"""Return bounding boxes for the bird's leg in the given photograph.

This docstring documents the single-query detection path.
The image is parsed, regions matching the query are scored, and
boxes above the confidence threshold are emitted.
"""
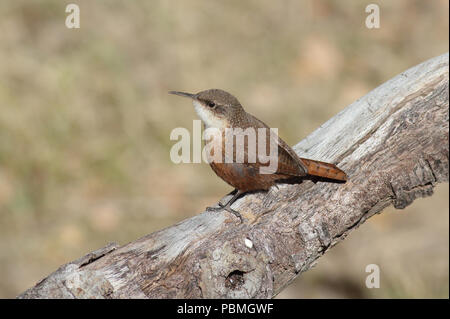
[206,189,244,221]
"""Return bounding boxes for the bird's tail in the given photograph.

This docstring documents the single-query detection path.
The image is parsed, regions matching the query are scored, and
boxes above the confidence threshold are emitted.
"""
[299,158,347,182]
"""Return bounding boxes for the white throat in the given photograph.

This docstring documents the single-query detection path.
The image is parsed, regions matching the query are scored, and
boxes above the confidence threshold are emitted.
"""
[193,100,228,129]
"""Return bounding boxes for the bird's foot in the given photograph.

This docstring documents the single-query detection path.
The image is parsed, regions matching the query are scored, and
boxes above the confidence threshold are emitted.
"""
[221,205,243,222]
[206,203,243,222]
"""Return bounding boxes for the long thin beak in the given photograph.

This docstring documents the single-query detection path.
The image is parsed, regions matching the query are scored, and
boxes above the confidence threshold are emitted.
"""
[168,91,197,99]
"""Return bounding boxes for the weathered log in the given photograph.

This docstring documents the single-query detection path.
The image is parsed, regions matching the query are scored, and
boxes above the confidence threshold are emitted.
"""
[19,53,449,299]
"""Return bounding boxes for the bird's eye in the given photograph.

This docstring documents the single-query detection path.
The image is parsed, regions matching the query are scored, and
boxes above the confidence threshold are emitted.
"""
[207,101,216,108]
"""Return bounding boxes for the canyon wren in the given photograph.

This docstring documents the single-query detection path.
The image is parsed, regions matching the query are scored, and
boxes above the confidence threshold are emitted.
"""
[169,89,347,221]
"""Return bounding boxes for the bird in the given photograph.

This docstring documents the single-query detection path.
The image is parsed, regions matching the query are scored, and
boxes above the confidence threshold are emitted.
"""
[169,89,347,221]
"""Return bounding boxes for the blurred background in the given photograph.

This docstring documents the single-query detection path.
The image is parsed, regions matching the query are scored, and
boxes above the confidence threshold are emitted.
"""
[0,0,448,298]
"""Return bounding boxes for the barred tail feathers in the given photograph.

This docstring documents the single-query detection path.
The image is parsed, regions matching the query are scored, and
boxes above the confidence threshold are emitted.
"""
[299,158,347,182]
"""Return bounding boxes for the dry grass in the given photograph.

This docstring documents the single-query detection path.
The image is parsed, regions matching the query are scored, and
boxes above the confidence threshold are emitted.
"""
[0,0,448,298]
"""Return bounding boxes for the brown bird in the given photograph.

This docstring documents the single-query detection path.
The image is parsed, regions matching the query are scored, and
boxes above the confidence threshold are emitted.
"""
[169,89,347,221]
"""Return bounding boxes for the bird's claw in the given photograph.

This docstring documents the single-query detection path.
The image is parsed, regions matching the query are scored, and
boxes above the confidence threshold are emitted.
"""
[206,204,243,222]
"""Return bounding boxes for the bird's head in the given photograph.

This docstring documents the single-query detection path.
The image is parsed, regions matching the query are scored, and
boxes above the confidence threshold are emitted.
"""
[169,89,245,128]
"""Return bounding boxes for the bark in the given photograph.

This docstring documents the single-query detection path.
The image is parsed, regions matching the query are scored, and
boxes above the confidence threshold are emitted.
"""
[19,53,449,299]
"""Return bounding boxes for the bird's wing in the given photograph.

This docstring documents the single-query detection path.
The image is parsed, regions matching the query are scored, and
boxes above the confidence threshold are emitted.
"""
[245,113,307,177]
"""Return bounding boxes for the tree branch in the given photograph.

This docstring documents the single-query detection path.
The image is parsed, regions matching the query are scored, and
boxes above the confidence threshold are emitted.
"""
[19,53,449,299]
